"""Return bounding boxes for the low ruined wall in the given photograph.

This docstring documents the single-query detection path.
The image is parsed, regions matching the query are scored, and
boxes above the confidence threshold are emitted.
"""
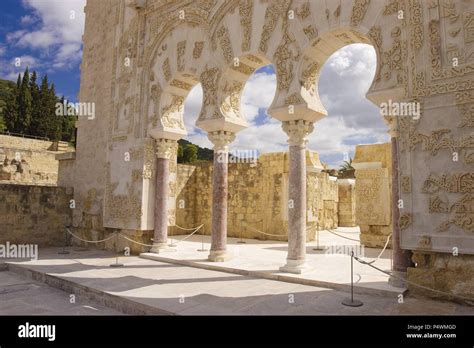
[353,143,392,248]
[0,134,71,185]
[408,251,474,303]
[338,179,356,227]
[174,151,338,241]
[0,184,73,247]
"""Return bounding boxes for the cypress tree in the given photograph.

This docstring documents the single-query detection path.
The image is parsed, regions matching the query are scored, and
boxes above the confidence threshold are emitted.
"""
[17,67,33,133]
[28,70,40,135]
[3,75,20,133]
[48,82,62,141]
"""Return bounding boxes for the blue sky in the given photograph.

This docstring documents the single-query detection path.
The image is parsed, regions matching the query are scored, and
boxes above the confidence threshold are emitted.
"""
[0,0,85,101]
[184,46,388,167]
[0,0,388,167]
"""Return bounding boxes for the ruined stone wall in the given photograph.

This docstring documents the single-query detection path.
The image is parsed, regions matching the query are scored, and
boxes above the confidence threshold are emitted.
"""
[0,135,71,185]
[353,143,393,248]
[173,151,338,241]
[338,179,356,227]
[0,184,73,247]
[408,251,474,304]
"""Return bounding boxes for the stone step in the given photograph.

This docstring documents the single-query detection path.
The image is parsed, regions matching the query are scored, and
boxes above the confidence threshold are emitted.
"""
[5,263,174,315]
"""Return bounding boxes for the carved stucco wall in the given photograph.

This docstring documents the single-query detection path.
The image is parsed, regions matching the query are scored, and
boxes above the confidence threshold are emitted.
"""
[72,0,474,265]
[395,1,474,255]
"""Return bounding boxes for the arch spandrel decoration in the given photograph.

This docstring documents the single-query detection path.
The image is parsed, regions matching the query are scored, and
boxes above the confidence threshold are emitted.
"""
[98,0,474,256]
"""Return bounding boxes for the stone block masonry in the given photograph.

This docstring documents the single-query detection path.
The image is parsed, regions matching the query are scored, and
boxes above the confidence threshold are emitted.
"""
[353,143,392,248]
[173,151,339,241]
[338,179,356,227]
[0,184,73,247]
[0,134,72,185]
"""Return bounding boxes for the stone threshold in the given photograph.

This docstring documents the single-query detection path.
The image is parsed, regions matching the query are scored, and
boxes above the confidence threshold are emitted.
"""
[139,253,407,297]
[4,262,173,315]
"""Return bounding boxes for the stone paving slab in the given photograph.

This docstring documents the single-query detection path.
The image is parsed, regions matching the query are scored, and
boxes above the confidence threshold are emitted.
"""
[141,229,404,296]
[0,270,121,315]
[1,247,473,315]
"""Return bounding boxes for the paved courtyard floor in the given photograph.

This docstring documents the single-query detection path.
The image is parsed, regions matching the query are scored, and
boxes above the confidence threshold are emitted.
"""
[143,228,399,296]
[0,269,121,315]
[1,242,472,315]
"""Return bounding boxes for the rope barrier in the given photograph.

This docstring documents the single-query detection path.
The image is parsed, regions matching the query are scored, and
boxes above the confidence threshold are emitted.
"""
[363,234,392,265]
[326,228,360,242]
[118,234,155,247]
[65,227,116,244]
[169,224,204,246]
[174,223,204,231]
[241,221,318,238]
[353,255,474,303]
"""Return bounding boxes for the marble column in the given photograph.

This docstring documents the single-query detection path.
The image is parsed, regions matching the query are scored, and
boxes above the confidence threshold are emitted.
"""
[386,117,414,287]
[208,130,235,262]
[150,138,176,253]
[280,120,314,274]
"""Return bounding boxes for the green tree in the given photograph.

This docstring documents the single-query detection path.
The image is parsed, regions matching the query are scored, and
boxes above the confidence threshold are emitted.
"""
[177,143,184,163]
[33,75,61,140]
[17,67,33,133]
[3,75,20,132]
[338,157,355,178]
[28,70,40,135]
[59,95,77,143]
[183,144,198,163]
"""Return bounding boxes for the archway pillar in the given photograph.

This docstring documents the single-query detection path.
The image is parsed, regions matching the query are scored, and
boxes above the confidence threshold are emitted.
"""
[384,116,414,288]
[150,138,177,254]
[280,120,314,274]
[208,130,236,262]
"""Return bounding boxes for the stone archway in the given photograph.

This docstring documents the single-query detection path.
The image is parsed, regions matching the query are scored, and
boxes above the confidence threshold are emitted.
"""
[72,0,474,292]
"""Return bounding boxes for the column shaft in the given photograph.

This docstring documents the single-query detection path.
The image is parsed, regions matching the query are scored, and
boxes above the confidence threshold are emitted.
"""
[210,149,228,254]
[150,138,176,253]
[153,157,169,246]
[287,143,307,261]
[280,120,314,274]
[208,131,235,262]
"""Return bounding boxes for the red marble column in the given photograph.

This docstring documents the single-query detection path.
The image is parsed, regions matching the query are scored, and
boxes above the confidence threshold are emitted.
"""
[208,131,235,262]
[150,138,176,253]
[280,120,314,274]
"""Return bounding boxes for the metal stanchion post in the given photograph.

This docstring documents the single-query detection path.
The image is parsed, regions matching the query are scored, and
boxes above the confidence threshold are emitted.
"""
[197,225,207,252]
[312,228,326,251]
[342,251,363,307]
[197,233,206,252]
[110,231,124,268]
[237,220,246,244]
[58,226,70,255]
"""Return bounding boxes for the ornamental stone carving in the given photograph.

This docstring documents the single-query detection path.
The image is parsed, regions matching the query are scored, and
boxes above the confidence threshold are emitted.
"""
[282,120,314,146]
[155,138,178,159]
[208,130,235,151]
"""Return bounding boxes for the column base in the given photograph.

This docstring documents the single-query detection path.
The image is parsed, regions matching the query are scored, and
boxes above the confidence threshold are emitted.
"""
[389,270,407,288]
[149,242,176,254]
[279,259,309,274]
[208,250,232,262]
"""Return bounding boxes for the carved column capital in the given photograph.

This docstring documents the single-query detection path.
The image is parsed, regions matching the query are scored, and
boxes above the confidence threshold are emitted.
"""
[384,116,399,139]
[208,131,235,151]
[282,120,314,146]
[155,138,177,159]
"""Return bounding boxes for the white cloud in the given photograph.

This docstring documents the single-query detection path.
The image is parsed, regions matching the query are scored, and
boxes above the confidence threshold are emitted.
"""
[241,71,276,123]
[20,15,37,25]
[22,0,86,44]
[5,0,86,71]
[181,44,386,166]
[15,31,57,49]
